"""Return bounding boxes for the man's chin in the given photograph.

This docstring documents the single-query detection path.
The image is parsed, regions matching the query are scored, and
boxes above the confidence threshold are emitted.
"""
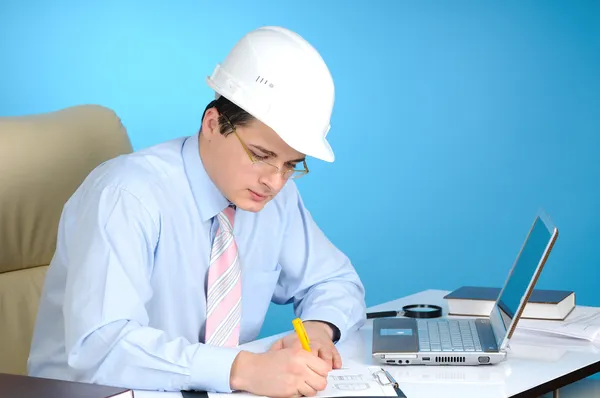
[235,198,269,213]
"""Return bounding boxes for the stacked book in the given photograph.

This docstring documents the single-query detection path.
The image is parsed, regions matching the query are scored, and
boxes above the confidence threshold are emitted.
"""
[444,286,600,344]
[443,286,575,320]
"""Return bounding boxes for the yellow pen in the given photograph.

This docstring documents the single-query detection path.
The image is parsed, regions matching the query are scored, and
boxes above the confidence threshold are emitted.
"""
[292,318,312,352]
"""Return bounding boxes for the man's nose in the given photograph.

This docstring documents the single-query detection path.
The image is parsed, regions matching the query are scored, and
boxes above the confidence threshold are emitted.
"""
[259,171,286,191]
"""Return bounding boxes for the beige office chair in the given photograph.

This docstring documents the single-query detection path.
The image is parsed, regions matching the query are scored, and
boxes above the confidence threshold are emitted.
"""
[0,105,133,375]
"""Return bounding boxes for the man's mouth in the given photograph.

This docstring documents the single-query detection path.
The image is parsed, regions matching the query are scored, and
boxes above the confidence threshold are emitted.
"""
[249,189,268,201]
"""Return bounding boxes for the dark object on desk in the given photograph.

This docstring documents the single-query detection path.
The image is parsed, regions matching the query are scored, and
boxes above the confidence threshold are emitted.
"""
[444,286,575,320]
[183,391,406,398]
[0,372,132,397]
[367,304,442,319]
[181,391,208,398]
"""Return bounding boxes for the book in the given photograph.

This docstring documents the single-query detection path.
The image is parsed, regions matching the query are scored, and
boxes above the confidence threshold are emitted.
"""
[443,286,575,320]
[0,373,133,398]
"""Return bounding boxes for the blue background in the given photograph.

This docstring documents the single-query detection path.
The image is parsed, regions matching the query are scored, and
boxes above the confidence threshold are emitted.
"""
[1,0,599,350]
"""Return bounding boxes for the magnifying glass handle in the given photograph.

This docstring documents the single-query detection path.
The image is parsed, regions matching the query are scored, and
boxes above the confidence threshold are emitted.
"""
[366,310,400,319]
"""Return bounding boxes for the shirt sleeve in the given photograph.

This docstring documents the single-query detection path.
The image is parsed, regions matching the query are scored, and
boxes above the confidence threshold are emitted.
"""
[61,185,239,392]
[274,184,367,342]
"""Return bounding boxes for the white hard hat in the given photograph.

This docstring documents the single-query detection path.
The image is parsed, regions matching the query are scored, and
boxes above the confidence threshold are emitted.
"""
[206,26,336,162]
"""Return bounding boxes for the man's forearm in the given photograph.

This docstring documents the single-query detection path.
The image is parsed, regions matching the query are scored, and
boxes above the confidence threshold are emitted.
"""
[64,319,241,392]
[304,320,341,342]
[298,278,367,342]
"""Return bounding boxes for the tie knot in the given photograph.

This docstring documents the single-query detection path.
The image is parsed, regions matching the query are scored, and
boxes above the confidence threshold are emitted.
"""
[218,206,235,233]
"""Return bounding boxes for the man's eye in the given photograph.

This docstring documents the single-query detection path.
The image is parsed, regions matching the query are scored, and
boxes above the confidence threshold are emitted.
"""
[252,152,268,160]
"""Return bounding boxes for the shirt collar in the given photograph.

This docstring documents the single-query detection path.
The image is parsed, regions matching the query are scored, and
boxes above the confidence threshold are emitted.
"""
[182,133,230,222]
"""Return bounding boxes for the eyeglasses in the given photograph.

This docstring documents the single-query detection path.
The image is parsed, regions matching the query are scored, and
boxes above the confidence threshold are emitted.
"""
[221,113,309,180]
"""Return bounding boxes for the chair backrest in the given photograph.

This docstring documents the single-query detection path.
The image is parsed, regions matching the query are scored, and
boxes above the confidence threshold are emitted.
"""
[0,105,133,375]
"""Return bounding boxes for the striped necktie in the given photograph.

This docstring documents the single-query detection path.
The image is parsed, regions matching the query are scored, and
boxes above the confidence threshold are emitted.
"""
[204,206,242,347]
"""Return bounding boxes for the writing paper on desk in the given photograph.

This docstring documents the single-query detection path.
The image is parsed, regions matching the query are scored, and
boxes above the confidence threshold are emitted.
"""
[207,365,402,397]
[516,306,600,343]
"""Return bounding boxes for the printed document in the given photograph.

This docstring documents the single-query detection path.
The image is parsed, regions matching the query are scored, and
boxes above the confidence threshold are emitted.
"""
[517,305,600,343]
[208,363,398,398]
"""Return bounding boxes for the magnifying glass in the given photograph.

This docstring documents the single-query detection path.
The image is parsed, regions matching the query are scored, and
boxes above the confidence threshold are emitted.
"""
[366,304,443,319]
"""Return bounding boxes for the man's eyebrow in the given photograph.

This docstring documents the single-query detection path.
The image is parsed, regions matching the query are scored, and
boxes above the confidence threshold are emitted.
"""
[250,144,305,163]
[250,145,277,157]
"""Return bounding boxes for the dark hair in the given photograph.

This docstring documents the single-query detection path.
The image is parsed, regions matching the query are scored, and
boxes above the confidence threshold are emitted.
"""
[201,95,255,136]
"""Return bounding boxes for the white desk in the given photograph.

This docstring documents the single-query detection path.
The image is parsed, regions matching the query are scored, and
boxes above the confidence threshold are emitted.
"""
[135,289,600,398]
[358,289,600,397]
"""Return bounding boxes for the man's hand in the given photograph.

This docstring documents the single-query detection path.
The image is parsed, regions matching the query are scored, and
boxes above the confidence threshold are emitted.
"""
[230,349,330,397]
[269,321,342,370]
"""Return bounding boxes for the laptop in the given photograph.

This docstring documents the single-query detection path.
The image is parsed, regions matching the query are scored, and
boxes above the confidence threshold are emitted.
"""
[372,211,559,366]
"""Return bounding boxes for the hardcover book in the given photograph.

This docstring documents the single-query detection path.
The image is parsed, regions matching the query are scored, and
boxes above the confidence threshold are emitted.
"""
[443,286,575,320]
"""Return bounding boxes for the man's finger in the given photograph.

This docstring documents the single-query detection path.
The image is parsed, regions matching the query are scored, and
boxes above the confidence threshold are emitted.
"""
[332,346,343,369]
[298,382,318,397]
[317,346,334,368]
[305,353,331,377]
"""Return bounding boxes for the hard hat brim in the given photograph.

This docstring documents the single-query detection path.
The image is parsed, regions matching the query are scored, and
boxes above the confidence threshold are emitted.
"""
[293,134,335,163]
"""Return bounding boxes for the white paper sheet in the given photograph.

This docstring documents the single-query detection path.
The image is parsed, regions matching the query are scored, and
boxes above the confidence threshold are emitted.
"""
[516,305,600,343]
[207,364,397,398]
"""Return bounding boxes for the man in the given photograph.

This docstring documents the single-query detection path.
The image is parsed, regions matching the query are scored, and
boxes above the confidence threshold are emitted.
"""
[28,26,366,397]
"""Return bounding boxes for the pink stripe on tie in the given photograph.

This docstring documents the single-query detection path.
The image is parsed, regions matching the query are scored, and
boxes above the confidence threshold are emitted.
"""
[205,206,242,347]
[206,240,237,288]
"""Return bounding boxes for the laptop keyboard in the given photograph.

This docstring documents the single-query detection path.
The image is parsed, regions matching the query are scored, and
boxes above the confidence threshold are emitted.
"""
[417,319,483,352]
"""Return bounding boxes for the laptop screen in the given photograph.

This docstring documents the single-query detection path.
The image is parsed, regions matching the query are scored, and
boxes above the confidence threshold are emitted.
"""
[489,213,558,349]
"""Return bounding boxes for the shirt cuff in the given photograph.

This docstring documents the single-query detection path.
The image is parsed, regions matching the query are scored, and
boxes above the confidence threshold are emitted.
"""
[320,321,341,343]
[301,309,348,343]
[190,345,242,392]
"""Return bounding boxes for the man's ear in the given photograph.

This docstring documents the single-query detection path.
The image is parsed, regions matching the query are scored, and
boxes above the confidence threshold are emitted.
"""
[200,107,220,140]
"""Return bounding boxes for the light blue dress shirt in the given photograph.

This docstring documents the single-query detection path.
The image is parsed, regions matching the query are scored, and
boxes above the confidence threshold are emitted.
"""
[27,133,366,393]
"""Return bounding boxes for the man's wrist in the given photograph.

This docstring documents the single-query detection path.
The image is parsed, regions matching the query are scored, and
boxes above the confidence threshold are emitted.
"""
[230,350,255,392]
[305,320,341,342]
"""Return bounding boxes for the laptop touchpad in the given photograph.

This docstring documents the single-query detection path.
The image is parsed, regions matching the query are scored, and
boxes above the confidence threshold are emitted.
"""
[373,318,419,353]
